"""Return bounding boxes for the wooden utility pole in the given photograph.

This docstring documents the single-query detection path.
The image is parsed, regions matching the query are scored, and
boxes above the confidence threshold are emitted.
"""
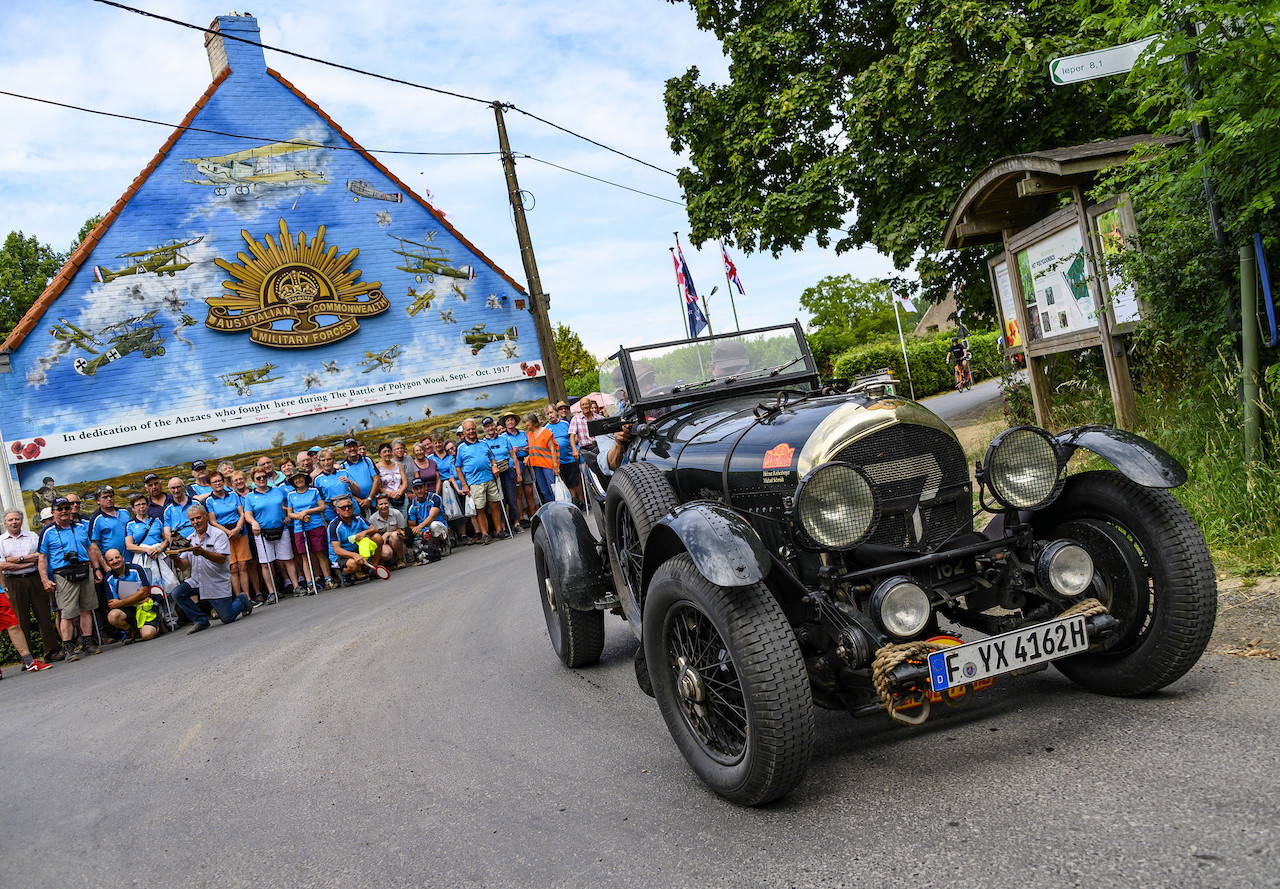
[493,101,565,403]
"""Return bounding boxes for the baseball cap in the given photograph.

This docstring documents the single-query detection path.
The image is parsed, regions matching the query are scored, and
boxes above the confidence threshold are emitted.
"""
[143,473,159,483]
[51,496,71,509]
[308,445,322,453]
[344,437,358,447]
[191,460,206,470]
[481,416,494,426]
[411,477,426,488]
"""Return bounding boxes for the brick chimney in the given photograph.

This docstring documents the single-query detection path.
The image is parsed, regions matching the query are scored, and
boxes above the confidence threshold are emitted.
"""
[205,13,266,79]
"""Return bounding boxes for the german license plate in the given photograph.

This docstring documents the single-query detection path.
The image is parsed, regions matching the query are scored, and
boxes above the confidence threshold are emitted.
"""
[928,615,1090,691]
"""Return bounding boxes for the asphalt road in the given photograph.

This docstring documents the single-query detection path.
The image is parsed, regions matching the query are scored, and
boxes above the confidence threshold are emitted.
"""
[2,534,1275,889]
[918,375,1007,425]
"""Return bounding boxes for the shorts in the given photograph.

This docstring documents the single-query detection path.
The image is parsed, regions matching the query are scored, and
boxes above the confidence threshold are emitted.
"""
[0,592,16,631]
[560,460,581,489]
[294,525,327,556]
[55,573,98,620]
[469,479,501,508]
[254,530,294,563]
[229,531,252,564]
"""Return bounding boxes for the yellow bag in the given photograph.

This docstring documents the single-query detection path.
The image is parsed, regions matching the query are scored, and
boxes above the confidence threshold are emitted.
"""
[135,598,158,628]
[357,537,378,560]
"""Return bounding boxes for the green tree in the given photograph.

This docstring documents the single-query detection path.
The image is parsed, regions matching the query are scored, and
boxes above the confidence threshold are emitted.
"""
[799,274,905,371]
[664,0,1137,316]
[73,214,104,250]
[0,231,64,338]
[553,321,597,378]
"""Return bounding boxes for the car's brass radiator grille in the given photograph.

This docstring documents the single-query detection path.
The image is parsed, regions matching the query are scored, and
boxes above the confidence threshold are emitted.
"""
[834,424,971,549]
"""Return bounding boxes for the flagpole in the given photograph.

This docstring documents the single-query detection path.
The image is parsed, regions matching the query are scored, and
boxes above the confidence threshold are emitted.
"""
[670,248,690,338]
[893,300,915,400]
[719,239,742,331]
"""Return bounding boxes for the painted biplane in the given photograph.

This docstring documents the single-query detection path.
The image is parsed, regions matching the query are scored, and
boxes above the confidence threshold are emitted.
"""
[484,293,504,310]
[389,234,476,283]
[219,363,280,396]
[94,236,203,284]
[303,371,322,390]
[463,325,517,355]
[405,287,437,317]
[359,345,402,374]
[73,319,166,377]
[182,141,328,196]
[50,319,103,353]
[198,434,219,444]
[501,340,519,360]
[347,179,403,203]
[322,360,341,375]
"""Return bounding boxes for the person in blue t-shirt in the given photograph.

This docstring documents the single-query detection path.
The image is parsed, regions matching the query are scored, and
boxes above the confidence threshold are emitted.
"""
[245,467,298,601]
[87,485,129,564]
[326,496,383,578]
[500,413,535,528]
[187,460,214,503]
[340,437,381,512]
[454,418,507,545]
[204,471,252,600]
[481,417,522,534]
[164,478,197,547]
[38,496,104,660]
[285,469,332,592]
[102,548,160,643]
[124,493,179,594]
[547,402,582,504]
[406,479,447,562]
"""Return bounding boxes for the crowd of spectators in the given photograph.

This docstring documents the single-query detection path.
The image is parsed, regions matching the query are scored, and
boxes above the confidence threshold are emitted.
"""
[0,405,616,676]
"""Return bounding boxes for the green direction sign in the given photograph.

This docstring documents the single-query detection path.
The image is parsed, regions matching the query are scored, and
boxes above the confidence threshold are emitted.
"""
[1050,36,1157,85]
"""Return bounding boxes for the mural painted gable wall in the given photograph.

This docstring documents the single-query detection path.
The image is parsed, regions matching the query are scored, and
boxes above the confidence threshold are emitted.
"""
[2,15,545,513]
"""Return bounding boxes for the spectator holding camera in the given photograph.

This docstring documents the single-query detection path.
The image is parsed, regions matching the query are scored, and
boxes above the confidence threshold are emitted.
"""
[38,496,104,661]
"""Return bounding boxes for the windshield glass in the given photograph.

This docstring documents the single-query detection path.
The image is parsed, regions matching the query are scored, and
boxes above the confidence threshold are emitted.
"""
[602,325,812,411]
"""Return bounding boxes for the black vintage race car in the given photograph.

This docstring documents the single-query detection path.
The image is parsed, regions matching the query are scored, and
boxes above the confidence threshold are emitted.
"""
[531,322,1216,805]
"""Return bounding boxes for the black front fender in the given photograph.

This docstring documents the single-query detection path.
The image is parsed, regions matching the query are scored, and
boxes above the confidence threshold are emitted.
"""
[1055,425,1187,488]
[641,501,772,591]
[531,501,610,611]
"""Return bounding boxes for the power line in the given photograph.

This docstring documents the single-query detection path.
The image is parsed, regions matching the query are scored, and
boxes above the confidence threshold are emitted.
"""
[0,89,684,205]
[90,0,680,178]
[520,155,684,205]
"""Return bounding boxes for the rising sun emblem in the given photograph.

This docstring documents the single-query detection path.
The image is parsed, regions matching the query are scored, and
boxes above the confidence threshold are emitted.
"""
[205,219,389,347]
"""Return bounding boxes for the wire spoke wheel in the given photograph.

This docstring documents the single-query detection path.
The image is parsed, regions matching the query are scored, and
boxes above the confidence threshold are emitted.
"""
[644,554,813,805]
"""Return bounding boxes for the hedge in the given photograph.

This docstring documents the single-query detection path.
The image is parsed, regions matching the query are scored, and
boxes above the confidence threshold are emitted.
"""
[832,331,1001,399]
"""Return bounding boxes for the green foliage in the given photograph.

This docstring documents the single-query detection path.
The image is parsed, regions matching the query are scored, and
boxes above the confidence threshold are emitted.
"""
[644,334,799,385]
[832,330,1000,398]
[0,231,64,338]
[665,0,1137,316]
[799,274,910,372]
[0,624,48,667]
[73,214,103,250]
[564,370,599,398]
[552,321,597,379]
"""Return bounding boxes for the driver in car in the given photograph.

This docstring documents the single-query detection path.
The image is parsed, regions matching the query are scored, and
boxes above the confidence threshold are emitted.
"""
[709,339,751,379]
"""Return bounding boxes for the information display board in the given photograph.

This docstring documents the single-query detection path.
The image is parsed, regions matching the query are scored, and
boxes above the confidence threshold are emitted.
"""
[1015,224,1099,342]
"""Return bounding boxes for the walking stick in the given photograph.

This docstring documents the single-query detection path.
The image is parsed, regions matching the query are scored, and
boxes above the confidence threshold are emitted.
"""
[300,517,318,595]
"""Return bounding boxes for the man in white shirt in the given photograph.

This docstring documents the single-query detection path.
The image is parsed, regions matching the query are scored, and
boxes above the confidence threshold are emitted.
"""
[0,509,60,662]
[171,503,252,634]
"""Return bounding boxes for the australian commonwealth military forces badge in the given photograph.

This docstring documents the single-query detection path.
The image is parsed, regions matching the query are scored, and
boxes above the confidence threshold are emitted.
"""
[206,219,388,347]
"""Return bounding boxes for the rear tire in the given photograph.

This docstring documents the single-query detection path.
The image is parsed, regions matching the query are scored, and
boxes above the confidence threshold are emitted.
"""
[533,526,605,668]
[644,554,813,805]
[1032,471,1216,695]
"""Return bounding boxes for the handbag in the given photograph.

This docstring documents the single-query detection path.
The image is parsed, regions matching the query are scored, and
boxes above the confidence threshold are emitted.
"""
[463,494,477,517]
[552,477,573,503]
[262,526,285,541]
[494,458,511,475]
[57,559,91,582]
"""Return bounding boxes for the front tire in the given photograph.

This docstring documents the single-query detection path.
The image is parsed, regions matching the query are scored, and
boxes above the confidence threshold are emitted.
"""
[604,463,679,616]
[533,526,604,668]
[643,554,813,805]
[1032,471,1216,695]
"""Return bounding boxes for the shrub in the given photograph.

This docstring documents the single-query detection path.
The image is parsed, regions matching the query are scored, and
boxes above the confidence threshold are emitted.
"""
[832,330,1000,398]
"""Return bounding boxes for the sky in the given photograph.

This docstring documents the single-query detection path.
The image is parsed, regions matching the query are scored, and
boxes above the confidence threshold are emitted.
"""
[0,0,899,359]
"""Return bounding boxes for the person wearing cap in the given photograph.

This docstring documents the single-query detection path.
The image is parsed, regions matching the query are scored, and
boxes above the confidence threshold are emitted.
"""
[1,508,61,662]
[500,413,535,528]
[340,437,381,512]
[454,418,507,544]
[142,472,170,520]
[548,402,582,506]
[480,417,519,535]
[523,411,561,505]
[103,548,159,644]
[709,338,752,379]
[171,503,252,633]
[245,464,299,601]
[327,495,383,579]
[406,478,447,562]
[38,495,104,660]
[285,468,332,592]
[164,478,197,552]
[368,493,409,568]
[187,461,213,503]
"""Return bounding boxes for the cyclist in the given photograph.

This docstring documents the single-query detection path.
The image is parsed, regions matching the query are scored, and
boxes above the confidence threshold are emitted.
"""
[946,336,972,390]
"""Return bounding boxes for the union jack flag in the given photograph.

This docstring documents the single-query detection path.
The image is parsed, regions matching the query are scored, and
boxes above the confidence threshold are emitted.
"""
[674,237,708,337]
[720,239,745,294]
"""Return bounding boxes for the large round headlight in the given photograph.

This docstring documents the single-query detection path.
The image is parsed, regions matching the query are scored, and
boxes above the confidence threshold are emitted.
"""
[982,426,1064,510]
[793,462,877,550]
[871,576,933,639]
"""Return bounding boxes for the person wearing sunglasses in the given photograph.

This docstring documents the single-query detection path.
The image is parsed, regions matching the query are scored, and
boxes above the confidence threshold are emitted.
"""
[37,496,103,661]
